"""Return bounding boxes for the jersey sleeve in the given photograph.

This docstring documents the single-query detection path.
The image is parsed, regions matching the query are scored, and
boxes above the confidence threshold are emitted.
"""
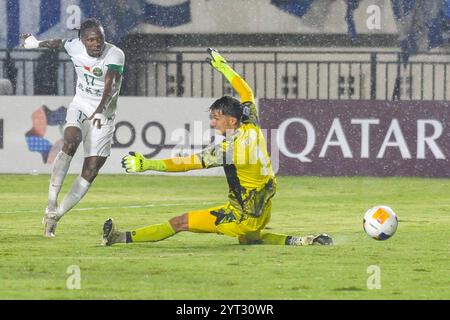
[105,47,125,75]
[63,38,81,56]
[227,70,259,126]
[198,136,235,169]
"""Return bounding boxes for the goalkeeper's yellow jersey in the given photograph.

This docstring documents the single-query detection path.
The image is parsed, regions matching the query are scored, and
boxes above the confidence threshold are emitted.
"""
[198,76,276,217]
[157,63,276,217]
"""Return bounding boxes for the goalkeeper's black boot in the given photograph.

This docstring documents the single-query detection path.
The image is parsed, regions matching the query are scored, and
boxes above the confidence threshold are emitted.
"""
[102,218,120,246]
[286,233,333,246]
[312,234,333,245]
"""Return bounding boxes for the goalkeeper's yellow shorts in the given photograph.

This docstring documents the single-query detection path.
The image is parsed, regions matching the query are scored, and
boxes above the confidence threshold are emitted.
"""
[187,200,272,238]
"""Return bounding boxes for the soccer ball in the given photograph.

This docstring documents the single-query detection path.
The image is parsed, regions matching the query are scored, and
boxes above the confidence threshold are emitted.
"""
[363,205,398,240]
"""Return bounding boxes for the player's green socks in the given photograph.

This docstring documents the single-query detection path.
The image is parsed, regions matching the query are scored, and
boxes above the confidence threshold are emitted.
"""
[260,232,288,245]
[128,222,176,242]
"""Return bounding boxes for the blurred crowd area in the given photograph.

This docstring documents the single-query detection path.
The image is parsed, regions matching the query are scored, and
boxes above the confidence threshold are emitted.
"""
[0,0,449,100]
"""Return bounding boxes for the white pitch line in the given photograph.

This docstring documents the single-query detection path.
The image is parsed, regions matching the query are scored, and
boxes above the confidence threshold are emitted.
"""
[0,201,218,215]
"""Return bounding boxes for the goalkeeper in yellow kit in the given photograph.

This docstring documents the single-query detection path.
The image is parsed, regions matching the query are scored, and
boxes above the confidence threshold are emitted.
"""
[102,49,332,247]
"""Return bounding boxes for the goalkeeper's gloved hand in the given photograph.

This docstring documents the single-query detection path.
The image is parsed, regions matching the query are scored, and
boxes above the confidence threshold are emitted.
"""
[121,151,146,173]
[121,152,166,173]
[206,48,239,82]
[206,48,229,73]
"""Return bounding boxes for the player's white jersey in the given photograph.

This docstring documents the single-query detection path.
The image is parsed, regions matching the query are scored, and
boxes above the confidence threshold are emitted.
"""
[64,38,125,118]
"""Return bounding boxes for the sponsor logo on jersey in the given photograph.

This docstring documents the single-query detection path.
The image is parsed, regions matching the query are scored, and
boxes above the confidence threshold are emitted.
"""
[93,67,103,77]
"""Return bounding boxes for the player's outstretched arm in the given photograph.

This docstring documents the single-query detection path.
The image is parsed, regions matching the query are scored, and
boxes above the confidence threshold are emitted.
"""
[122,152,166,173]
[121,152,203,173]
[20,33,62,50]
[206,48,254,104]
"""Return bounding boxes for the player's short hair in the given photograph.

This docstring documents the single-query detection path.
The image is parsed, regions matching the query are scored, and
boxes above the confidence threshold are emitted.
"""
[78,18,104,38]
[210,96,248,122]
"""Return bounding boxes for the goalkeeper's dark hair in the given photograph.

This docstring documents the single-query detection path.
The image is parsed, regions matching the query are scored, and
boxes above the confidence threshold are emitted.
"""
[210,96,249,122]
[78,18,104,38]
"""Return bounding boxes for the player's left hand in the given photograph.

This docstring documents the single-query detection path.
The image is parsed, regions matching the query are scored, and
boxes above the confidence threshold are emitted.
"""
[86,112,107,129]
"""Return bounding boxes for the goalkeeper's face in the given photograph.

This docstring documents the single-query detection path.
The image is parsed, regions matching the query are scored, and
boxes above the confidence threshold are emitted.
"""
[81,27,105,57]
[210,110,239,136]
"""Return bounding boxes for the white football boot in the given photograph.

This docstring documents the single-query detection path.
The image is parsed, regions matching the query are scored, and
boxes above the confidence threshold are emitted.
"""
[43,206,59,237]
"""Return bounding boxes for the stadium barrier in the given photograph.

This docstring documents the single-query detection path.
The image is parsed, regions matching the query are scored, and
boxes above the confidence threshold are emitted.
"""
[1,97,450,176]
[1,49,449,101]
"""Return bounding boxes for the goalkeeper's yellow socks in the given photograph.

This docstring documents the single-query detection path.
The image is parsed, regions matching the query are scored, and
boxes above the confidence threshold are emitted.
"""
[127,222,176,243]
[260,232,288,245]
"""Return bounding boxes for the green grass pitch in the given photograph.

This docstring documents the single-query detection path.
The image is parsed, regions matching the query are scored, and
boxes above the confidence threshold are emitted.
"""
[0,174,449,299]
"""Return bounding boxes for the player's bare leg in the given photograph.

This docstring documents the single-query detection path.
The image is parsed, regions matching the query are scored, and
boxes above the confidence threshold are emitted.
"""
[57,156,106,215]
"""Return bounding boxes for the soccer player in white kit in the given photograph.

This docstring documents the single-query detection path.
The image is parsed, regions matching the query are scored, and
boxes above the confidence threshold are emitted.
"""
[21,19,125,237]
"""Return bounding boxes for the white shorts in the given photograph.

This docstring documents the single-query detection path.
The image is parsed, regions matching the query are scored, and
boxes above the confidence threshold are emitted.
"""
[65,105,115,158]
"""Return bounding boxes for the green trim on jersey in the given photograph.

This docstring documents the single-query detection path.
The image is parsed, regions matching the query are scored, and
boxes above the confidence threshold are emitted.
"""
[61,39,68,53]
[107,64,124,75]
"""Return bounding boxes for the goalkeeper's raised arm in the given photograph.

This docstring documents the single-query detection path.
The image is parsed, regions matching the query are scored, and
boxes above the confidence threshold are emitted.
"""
[207,48,254,105]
